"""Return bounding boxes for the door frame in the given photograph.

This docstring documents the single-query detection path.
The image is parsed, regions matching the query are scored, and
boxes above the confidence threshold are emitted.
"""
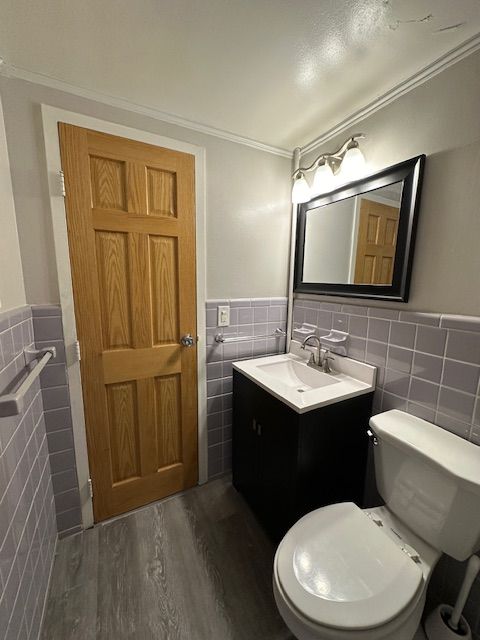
[41,105,207,529]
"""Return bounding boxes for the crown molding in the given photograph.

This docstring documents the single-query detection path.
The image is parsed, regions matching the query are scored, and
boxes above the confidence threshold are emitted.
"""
[301,33,480,156]
[3,31,479,160]
[0,64,292,159]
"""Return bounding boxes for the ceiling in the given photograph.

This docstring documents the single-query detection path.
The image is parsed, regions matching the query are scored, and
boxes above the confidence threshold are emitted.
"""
[1,0,479,151]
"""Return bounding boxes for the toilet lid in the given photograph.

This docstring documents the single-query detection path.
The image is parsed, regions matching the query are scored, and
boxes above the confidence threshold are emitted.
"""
[276,502,423,630]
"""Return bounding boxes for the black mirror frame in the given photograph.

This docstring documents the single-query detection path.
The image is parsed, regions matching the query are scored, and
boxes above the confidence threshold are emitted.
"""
[294,154,425,302]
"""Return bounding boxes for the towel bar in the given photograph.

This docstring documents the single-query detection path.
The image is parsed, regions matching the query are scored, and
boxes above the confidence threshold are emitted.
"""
[214,328,286,344]
[0,347,56,417]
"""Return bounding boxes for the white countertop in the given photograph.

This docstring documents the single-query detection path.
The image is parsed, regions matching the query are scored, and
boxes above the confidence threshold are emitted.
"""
[233,345,376,414]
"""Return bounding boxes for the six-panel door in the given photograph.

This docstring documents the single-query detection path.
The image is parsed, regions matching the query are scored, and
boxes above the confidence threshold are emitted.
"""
[354,198,400,285]
[59,124,198,521]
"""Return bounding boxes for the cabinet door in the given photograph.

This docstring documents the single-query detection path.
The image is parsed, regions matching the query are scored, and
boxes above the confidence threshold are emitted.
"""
[232,372,262,509]
[297,393,372,513]
[255,390,299,539]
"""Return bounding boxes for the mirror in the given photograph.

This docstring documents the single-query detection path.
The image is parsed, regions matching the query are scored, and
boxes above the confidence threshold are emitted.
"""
[303,181,403,285]
[294,155,425,302]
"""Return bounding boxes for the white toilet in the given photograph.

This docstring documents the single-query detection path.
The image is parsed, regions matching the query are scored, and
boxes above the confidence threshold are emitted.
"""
[273,409,480,640]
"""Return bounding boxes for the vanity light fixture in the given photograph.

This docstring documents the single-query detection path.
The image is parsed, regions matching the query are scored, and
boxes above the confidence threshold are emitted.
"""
[291,134,366,203]
[292,172,311,204]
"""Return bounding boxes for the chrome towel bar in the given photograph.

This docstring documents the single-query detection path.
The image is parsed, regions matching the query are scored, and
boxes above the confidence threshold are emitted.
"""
[214,328,286,344]
[0,347,56,417]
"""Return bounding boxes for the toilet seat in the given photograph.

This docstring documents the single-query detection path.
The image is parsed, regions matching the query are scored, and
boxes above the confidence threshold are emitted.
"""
[275,502,424,631]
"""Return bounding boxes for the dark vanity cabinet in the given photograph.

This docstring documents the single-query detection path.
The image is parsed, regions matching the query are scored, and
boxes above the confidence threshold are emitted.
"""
[232,370,373,540]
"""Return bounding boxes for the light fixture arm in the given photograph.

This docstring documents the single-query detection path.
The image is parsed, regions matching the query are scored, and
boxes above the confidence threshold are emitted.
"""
[292,133,365,178]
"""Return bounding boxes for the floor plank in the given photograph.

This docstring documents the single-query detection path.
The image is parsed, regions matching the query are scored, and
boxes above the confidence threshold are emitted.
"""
[41,478,292,640]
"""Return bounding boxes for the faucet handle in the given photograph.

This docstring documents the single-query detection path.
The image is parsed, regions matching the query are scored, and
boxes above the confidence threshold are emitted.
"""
[321,348,335,373]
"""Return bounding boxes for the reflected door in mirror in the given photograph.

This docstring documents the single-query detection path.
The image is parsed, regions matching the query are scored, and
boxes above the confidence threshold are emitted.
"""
[354,198,399,285]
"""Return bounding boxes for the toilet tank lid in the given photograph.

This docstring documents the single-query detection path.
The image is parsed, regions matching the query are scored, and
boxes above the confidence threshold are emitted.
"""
[370,410,480,496]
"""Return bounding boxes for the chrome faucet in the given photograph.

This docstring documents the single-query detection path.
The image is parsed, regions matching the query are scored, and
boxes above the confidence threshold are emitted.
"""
[301,334,321,365]
[301,334,334,372]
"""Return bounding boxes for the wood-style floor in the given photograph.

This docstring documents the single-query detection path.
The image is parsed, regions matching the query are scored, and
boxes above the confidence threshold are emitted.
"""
[41,477,292,640]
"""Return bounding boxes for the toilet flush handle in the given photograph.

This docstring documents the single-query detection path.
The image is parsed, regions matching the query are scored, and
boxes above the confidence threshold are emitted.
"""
[367,429,378,446]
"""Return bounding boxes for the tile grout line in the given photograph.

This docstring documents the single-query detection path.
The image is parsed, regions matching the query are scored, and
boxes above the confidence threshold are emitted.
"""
[435,328,451,425]
[470,374,480,441]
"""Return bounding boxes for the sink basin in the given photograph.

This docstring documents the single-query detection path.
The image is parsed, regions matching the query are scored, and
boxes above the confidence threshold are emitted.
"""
[257,359,340,391]
[233,346,376,413]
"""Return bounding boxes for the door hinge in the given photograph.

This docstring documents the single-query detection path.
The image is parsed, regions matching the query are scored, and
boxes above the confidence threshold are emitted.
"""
[74,340,81,362]
[88,478,94,499]
[59,170,66,197]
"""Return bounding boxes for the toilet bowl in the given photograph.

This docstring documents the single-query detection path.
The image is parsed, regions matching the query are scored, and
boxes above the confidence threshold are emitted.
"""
[273,502,439,640]
[273,410,480,640]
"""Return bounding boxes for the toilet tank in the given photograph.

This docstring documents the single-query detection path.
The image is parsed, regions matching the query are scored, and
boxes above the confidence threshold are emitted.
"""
[370,410,480,561]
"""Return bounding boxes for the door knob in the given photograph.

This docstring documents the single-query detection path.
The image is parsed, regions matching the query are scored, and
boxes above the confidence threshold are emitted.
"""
[181,334,196,347]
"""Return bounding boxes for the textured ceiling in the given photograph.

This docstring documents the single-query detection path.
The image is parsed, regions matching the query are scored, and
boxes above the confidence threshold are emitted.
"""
[1,0,479,150]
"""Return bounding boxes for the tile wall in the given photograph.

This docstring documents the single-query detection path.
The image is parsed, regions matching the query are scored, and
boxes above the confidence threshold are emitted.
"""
[0,306,57,639]
[293,297,480,442]
[32,306,82,538]
[293,295,480,638]
[206,297,287,478]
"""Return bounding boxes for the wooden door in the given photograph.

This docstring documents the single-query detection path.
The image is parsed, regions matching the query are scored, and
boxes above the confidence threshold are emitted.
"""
[354,198,400,284]
[59,124,198,521]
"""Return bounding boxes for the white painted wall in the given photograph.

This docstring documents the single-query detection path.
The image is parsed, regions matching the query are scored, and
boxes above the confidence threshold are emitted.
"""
[0,76,292,303]
[0,95,26,311]
[299,49,480,315]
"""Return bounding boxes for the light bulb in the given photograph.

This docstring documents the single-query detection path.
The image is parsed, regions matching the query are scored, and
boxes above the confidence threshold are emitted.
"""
[312,162,335,195]
[341,146,366,179]
[292,173,310,204]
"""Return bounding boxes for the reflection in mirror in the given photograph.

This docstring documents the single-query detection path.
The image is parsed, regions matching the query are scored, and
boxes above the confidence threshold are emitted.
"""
[303,182,403,285]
